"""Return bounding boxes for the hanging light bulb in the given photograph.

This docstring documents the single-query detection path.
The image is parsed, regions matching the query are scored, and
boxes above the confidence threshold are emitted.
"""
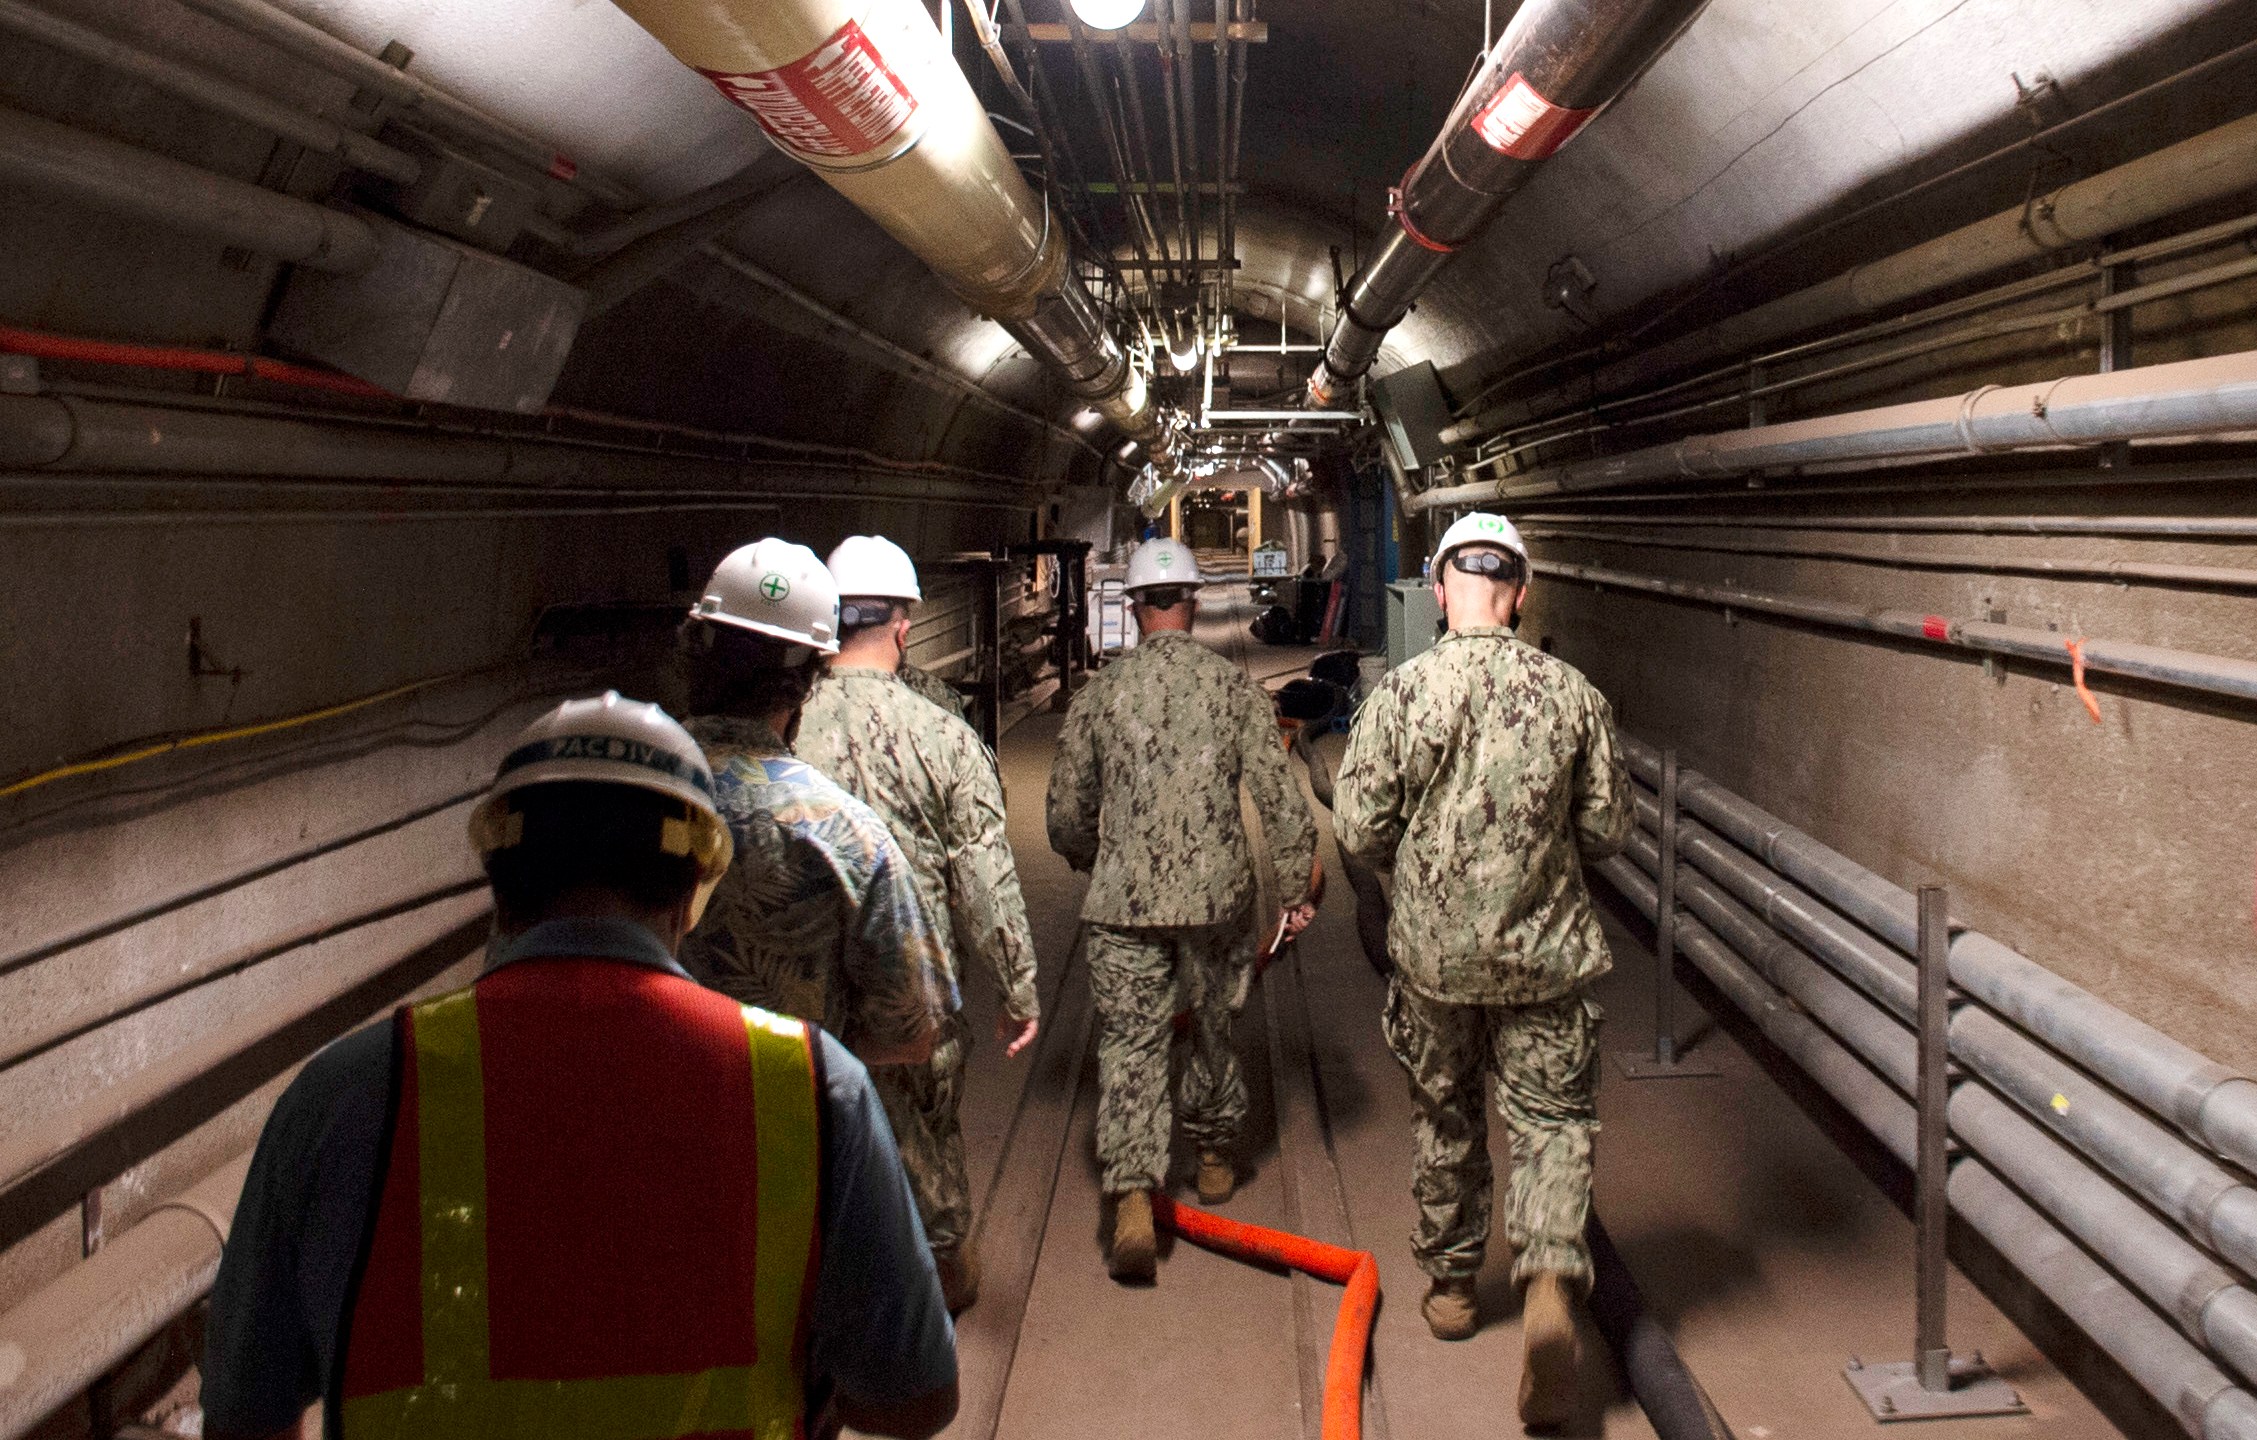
[1167,325,1202,373]
[1070,0,1146,30]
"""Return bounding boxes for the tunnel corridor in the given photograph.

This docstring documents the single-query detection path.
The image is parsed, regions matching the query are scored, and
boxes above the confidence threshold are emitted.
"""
[5,0,2257,1436]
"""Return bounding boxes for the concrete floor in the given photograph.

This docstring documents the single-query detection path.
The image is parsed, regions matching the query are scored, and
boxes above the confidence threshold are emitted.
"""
[913,590,2123,1440]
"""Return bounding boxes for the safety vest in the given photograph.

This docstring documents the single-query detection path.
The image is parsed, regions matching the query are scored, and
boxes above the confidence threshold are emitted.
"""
[335,958,822,1440]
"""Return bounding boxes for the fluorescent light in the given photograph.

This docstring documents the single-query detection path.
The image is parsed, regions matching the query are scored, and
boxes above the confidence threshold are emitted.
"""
[1070,0,1146,29]
[1168,333,1201,372]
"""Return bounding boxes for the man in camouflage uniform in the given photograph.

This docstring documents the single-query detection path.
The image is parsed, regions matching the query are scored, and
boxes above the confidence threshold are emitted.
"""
[1046,536,1319,1283]
[677,538,954,1072]
[1333,511,1631,1429]
[798,535,1041,1313]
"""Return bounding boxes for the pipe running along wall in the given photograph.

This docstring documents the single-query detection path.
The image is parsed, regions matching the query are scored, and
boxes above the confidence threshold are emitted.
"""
[1406,346,2257,510]
[1304,0,1712,406]
[608,0,1178,475]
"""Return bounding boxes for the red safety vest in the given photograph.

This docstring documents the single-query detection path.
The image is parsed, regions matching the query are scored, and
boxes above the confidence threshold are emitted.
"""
[335,958,823,1440]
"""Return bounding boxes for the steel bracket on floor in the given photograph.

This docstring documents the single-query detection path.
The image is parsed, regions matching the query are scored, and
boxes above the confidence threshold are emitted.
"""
[1617,746,1720,1081]
[1844,1354,2026,1421]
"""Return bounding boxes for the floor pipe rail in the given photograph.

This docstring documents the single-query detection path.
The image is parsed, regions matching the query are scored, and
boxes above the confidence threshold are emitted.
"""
[1596,856,2257,1440]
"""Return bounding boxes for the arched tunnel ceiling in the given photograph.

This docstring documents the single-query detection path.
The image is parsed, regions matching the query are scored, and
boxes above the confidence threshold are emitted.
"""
[267,0,2250,440]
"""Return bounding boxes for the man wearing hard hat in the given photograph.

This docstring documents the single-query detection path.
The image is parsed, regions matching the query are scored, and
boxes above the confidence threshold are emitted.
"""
[1046,535,1320,1283]
[1333,512,1633,1428]
[796,535,1043,1315]
[677,538,953,1070]
[203,694,961,1440]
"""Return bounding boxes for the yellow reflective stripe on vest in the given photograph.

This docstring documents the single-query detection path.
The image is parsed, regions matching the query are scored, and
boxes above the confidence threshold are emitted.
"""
[747,1007,820,1426]
[344,991,820,1440]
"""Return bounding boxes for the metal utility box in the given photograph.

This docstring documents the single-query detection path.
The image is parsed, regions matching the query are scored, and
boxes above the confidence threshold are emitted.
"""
[1385,579,1442,670]
[372,131,547,252]
[270,217,586,413]
[1370,360,1454,471]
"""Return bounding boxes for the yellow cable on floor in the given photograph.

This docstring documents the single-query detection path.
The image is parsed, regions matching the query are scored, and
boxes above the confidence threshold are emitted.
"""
[0,672,467,801]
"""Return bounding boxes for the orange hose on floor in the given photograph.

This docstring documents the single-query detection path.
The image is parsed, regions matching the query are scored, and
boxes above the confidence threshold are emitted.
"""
[1151,1194,1380,1440]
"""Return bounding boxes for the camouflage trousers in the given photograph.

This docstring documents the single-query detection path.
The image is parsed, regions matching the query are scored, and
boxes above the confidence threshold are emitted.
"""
[872,1012,971,1256]
[1085,920,1254,1195]
[1382,977,1601,1287]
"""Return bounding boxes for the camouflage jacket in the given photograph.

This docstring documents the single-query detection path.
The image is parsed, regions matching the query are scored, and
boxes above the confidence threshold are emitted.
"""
[1333,628,1633,1006]
[1047,631,1318,928]
[681,714,954,1060]
[796,667,1040,1022]
[899,661,972,726]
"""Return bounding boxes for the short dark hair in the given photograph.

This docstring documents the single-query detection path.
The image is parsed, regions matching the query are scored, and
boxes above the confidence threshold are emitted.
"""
[1132,585,1192,610]
[837,597,901,638]
[680,618,819,718]
[485,781,700,927]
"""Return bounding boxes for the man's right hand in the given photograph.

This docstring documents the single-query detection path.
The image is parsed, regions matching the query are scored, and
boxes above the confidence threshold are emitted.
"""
[997,1012,1039,1058]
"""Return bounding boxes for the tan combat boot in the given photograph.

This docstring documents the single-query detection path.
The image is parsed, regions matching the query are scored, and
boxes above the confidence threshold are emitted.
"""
[1196,1150,1235,1204]
[1421,1275,1478,1340]
[935,1242,981,1314]
[1518,1272,1582,1430]
[1108,1191,1158,1282]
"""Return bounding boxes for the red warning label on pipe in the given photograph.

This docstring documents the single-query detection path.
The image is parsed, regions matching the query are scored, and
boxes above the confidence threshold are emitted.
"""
[1470,72,1597,160]
[1922,615,1952,640]
[700,20,917,159]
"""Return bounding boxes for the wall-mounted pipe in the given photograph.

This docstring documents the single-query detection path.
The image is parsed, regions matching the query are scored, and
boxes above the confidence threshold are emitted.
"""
[1598,856,2257,1440]
[0,0,420,184]
[0,1154,250,1440]
[610,0,1176,472]
[0,104,377,273]
[1457,107,2257,439]
[1305,0,1712,405]
[1409,347,2257,511]
[1617,736,2257,1176]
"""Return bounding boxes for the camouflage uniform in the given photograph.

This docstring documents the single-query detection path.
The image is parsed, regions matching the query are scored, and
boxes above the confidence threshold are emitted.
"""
[899,661,972,726]
[796,666,1040,1253]
[1046,631,1317,1194]
[1333,626,1632,1286]
[682,714,954,1064]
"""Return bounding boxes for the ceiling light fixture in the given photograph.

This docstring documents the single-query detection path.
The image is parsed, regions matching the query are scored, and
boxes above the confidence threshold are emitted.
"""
[1069,0,1146,30]
[1168,332,1201,373]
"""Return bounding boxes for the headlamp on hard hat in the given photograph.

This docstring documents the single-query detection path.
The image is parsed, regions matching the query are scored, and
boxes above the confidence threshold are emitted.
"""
[1445,549,1524,582]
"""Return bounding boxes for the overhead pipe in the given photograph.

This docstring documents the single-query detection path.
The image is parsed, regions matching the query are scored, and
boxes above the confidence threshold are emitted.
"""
[609,0,1178,473]
[1524,511,2257,540]
[0,0,420,184]
[0,104,377,273]
[1617,736,2257,1176]
[1408,347,2257,511]
[1456,107,2257,438]
[1305,0,1712,407]
[1599,857,2257,1440]
[0,1154,251,1440]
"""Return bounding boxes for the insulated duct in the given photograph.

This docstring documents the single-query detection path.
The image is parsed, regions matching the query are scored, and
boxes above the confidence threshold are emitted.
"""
[1305,0,1711,406]
[609,0,1174,468]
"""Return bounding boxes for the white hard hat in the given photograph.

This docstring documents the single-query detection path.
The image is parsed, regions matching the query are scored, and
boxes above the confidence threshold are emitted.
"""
[469,691,734,923]
[1433,512,1530,568]
[691,538,841,653]
[827,534,922,602]
[1123,536,1204,595]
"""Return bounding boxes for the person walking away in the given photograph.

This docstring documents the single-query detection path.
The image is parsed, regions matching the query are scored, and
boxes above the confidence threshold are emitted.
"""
[1045,536,1319,1283]
[797,534,1042,1313]
[1332,512,1633,1429]
[201,693,959,1440]
[678,537,952,1068]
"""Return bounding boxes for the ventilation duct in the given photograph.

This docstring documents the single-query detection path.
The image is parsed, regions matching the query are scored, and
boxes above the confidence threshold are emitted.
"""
[611,0,1176,473]
[1306,0,1712,407]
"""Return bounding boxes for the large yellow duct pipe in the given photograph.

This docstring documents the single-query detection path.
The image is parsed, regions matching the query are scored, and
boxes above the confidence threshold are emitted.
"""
[614,0,1172,461]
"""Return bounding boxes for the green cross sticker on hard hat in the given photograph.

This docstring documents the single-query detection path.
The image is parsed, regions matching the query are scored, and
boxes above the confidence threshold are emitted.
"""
[760,573,790,602]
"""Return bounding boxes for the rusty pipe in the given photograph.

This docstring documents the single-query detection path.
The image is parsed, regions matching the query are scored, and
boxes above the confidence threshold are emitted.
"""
[1307,0,1711,404]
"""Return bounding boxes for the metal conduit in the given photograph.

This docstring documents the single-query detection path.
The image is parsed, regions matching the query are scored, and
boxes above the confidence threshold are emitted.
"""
[168,0,639,209]
[0,0,420,184]
[1461,106,2257,439]
[1617,735,2257,1173]
[1524,553,2257,706]
[0,1154,250,1440]
[1305,0,1712,405]
[1524,512,2257,540]
[1522,527,2257,594]
[1617,819,2257,1397]
[1408,347,2257,510]
[1598,857,2257,1440]
[0,104,377,273]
